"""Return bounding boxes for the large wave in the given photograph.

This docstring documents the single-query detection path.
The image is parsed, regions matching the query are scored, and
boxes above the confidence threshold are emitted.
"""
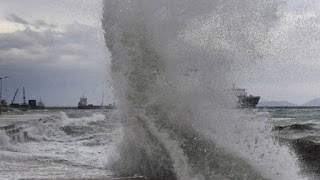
[102,1,305,179]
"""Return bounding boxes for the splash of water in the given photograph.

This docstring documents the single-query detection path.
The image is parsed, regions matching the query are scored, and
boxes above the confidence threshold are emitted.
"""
[0,130,10,146]
[102,1,305,179]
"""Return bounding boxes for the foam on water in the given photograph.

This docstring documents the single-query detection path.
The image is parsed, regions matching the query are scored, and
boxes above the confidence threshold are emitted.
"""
[59,111,106,126]
[0,111,124,179]
[103,1,307,179]
[0,130,10,147]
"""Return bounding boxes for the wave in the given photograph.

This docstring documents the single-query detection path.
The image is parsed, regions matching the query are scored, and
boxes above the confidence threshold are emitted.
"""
[274,124,317,131]
[21,112,107,142]
[59,112,106,126]
[102,1,305,179]
[0,130,11,146]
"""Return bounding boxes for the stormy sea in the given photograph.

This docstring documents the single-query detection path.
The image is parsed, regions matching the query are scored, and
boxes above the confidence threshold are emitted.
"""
[1,108,320,179]
[0,0,318,179]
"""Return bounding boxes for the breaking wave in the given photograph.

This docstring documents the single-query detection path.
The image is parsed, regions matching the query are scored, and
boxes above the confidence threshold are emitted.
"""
[102,1,306,179]
[0,130,10,147]
[275,124,317,131]
[22,112,107,142]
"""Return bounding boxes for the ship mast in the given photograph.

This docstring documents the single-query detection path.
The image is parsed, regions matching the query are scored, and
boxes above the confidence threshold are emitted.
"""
[11,89,19,105]
[23,86,26,105]
[101,92,104,106]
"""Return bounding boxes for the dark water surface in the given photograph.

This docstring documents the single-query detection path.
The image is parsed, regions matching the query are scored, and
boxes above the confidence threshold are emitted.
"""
[1,108,318,179]
[259,108,320,178]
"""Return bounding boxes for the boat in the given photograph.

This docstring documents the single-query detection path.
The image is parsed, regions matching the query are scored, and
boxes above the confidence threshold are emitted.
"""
[77,95,116,110]
[78,95,102,109]
[232,85,260,108]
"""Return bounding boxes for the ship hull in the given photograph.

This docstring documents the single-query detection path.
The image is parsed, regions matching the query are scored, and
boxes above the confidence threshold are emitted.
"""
[238,96,260,108]
[78,106,102,109]
[78,105,116,110]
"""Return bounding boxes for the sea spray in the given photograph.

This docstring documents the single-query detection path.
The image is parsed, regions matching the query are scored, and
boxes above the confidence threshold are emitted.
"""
[0,130,10,147]
[102,0,305,179]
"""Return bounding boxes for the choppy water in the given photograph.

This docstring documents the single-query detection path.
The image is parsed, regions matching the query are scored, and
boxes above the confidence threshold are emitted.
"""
[1,0,317,179]
[0,110,127,179]
[259,108,320,178]
[1,109,320,179]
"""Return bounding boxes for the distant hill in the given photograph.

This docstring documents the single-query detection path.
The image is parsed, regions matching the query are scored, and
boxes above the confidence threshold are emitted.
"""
[257,100,297,107]
[301,98,320,106]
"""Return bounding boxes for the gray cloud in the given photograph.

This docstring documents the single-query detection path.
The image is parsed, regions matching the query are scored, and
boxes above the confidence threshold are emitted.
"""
[33,20,58,29]
[0,1,113,106]
[0,22,106,67]
[0,19,110,106]
[5,14,58,29]
[6,14,29,25]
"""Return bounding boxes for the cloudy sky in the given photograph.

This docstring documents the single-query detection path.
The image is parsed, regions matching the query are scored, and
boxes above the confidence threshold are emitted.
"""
[0,0,113,106]
[242,0,320,104]
[1,0,320,106]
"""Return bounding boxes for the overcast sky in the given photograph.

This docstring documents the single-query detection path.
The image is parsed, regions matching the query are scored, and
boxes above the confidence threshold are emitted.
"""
[242,0,320,104]
[0,0,113,106]
[1,1,320,105]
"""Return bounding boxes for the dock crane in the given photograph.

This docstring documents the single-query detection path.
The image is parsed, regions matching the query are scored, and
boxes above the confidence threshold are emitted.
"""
[10,89,20,108]
[11,89,19,104]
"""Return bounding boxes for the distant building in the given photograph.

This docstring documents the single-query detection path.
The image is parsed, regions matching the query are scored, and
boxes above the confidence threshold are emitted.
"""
[29,100,37,109]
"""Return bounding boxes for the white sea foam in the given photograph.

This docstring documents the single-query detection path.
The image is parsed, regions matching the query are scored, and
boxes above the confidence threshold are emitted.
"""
[58,112,106,126]
[103,0,306,179]
[0,110,120,179]
[0,130,10,147]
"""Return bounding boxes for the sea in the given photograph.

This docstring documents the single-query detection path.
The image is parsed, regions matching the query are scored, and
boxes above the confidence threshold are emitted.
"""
[0,108,319,180]
[0,109,122,179]
[0,0,315,179]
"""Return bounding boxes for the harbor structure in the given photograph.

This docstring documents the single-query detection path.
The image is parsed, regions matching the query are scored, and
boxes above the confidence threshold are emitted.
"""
[10,89,20,108]
[8,87,45,110]
[0,76,8,104]
[0,76,8,113]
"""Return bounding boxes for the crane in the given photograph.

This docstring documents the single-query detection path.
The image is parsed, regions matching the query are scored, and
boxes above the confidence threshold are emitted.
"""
[11,89,19,105]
